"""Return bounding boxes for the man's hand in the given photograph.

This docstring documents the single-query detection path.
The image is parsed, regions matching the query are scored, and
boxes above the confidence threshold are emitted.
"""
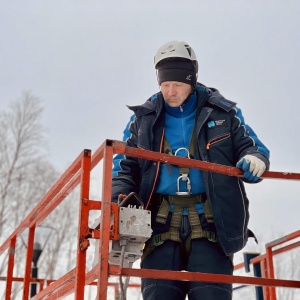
[236,155,266,182]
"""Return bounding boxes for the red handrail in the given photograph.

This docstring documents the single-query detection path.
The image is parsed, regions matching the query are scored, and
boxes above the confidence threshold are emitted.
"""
[0,139,299,300]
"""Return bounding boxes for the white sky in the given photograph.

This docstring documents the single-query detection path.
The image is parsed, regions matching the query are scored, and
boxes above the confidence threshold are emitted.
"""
[1,0,300,264]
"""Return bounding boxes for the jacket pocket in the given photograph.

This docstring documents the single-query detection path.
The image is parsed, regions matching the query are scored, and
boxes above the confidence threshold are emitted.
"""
[206,133,231,150]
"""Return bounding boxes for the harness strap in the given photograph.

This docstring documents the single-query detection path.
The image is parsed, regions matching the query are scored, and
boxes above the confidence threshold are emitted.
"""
[170,197,204,241]
[141,230,218,262]
[156,194,207,225]
[187,206,202,240]
[169,204,183,242]
[142,193,217,261]
[204,200,214,223]
[155,198,170,224]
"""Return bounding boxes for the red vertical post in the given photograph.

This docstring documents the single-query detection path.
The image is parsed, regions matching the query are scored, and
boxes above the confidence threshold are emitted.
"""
[75,149,92,299]
[266,246,276,300]
[39,279,44,292]
[261,258,270,300]
[5,236,16,300]
[96,143,114,300]
[23,225,36,300]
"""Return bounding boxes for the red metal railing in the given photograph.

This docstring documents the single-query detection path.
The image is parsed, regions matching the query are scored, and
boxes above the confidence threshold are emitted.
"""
[0,139,300,299]
[234,230,300,299]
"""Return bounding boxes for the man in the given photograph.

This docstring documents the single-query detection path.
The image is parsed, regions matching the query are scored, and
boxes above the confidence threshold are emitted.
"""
[111,41,270,300]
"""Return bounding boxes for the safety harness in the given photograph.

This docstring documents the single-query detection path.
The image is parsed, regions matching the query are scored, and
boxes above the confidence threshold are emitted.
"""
[142,129,217,261]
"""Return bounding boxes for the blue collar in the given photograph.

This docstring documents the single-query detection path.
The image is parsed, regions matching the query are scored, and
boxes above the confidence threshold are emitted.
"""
[164,91,198,118]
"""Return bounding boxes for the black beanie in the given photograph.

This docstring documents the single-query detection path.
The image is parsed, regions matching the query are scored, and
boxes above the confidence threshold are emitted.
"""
[156,58,197,87]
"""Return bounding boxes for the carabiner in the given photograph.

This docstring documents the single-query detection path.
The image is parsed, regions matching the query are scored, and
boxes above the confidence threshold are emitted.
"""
[176,175,191,195]
[174,147,190,158]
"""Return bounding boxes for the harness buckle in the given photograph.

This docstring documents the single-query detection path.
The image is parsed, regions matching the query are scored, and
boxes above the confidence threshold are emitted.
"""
[152,234,164,246]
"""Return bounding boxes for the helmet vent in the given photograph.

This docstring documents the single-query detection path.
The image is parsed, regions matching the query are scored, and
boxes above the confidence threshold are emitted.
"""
[185,45,192,57]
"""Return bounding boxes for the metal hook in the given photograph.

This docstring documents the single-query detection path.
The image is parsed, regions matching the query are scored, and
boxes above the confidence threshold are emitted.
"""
[174,147,190,158]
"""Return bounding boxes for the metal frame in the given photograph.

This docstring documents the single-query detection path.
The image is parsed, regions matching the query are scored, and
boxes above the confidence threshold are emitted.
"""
[234,231,300,300]
[0,139,300,299]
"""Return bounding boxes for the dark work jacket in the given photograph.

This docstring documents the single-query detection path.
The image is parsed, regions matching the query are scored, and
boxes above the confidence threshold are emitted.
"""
[112,84,270,255]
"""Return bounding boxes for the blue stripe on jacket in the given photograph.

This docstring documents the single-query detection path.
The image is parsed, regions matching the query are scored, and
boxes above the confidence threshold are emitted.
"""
[234,107,270,157]
[112,114,135,177]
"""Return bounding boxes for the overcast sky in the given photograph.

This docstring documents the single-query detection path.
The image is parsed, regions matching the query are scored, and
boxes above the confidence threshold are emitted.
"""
[1,0,300,263]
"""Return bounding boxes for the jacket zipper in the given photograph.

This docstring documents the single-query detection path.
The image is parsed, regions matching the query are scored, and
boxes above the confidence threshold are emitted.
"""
[206,133,231,150]
[196,108,212,160]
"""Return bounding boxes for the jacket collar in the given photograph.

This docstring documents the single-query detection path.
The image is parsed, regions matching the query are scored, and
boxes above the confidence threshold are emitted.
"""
[127,92,164,116]
[164,91,198,117]
[127,84,210,117]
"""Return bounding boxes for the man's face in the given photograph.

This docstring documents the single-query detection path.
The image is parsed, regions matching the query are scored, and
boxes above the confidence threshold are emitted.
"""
[160,81,192,107]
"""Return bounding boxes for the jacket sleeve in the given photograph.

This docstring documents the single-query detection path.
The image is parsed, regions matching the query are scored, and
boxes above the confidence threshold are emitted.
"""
[111,114,141,202]
[231,107,270,181]
[112,114,135,177]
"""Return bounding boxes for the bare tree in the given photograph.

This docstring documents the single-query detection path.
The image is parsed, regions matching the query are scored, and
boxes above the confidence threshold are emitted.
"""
[0,92,86,299]
[0,92,59,298]
[275,249,300,300]
[37,191,79,279]
[0,92,58,238]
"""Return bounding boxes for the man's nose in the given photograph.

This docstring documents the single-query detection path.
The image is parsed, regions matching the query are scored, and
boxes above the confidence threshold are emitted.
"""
[168,86,176,96]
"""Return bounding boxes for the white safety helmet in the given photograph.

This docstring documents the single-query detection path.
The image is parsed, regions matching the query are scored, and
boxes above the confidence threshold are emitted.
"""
[154,41,198,69]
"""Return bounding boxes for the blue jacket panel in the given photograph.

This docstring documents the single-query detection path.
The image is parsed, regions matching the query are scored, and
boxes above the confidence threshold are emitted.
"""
[111,84,270,255]
[112,114,135,177]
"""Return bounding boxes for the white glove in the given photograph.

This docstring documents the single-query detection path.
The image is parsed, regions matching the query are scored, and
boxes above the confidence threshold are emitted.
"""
[236,154,266,182]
